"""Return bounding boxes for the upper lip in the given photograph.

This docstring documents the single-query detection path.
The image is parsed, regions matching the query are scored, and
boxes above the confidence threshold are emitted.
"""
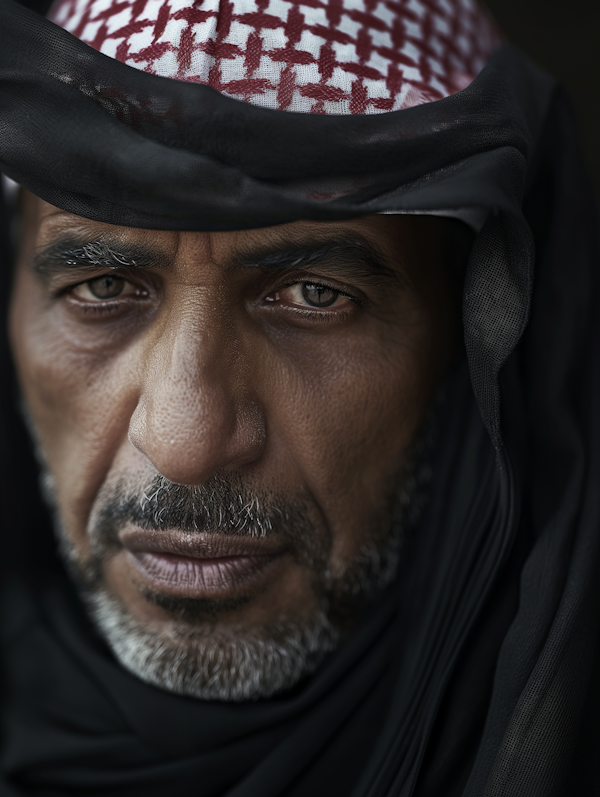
[120,528,286,560]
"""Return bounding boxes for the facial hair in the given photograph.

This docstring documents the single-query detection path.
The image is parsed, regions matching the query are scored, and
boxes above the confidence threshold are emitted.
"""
[33,427,433,702]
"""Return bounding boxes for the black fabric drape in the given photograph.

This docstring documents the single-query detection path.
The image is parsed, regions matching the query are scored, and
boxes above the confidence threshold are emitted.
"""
[1,0,599,794]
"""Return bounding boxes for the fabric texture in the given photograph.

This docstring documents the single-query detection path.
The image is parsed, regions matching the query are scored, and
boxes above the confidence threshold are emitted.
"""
[48,0,502,113]
[1,0,600,795]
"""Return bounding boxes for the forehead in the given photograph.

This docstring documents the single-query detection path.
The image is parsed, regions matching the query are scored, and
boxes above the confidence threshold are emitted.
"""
[28,195,436,269]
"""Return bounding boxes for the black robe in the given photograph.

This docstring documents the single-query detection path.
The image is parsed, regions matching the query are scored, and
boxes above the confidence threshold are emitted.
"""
[1,1,600,794]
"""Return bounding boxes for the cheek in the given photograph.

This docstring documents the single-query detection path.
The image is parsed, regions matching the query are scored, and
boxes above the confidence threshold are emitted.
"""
[261,320,435,553]
[10,268,140,541]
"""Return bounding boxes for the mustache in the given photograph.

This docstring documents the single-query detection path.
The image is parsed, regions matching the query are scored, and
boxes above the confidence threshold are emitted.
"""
[90,474,312,541]
[80,474,330,588]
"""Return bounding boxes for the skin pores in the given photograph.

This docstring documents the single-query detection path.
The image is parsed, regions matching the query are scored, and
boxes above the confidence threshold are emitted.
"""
[9,193,462,698]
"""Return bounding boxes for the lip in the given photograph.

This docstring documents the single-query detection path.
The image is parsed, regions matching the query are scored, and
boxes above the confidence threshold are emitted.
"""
[120,528,286,599]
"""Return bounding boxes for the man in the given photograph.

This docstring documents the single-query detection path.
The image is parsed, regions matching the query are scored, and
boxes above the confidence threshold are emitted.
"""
[1,0,599,795]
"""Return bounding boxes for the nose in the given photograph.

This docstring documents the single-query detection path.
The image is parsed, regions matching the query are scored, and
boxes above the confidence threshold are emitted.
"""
[128,315,266,485]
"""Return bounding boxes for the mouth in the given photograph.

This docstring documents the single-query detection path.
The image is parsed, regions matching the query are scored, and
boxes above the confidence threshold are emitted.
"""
[120,528,286,599]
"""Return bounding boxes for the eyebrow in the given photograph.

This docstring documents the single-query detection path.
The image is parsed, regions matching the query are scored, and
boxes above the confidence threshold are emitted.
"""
[32,233,403,285]
[230,235,401,284]
[32,238,168,275]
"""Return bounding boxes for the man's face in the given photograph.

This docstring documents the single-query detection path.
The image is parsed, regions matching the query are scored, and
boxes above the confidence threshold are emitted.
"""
[9,194,461,700]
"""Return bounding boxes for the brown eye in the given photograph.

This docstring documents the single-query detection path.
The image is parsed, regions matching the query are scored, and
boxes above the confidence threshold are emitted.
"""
[87,275,125,299]
[301,283,338,307]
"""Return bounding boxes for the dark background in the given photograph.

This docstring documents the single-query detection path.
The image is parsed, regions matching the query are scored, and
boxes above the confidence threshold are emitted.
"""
[486,0,600,201]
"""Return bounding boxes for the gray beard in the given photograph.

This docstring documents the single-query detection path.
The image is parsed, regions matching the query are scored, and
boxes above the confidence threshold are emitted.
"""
[32,421,433,702]
[88,590,339,702]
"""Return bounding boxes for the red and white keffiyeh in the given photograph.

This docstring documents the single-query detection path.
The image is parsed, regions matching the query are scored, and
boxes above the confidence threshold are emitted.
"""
[50,0,502,114]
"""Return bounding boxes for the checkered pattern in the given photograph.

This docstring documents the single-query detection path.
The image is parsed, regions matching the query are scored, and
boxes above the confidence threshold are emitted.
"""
[50,0,502,113]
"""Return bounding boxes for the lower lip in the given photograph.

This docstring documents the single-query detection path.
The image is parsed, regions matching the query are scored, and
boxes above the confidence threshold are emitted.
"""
[125,550,283,598]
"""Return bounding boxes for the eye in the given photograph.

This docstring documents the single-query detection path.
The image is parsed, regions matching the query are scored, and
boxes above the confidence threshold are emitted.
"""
[70,275,137,302]
[274,282,350,309]
[297,283,338,307]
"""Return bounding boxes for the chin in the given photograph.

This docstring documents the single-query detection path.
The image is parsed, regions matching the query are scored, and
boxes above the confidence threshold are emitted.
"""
[86,587,340,701]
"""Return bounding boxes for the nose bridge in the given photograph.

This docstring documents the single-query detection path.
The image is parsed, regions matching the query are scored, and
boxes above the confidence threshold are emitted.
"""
[129,300,264,485]
[160,316,234,434]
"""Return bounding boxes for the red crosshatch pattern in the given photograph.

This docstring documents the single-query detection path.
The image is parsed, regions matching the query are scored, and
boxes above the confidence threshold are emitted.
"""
[50,0,502,113]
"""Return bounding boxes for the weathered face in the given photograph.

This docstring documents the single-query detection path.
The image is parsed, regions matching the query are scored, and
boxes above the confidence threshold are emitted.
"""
[9,193,462,700]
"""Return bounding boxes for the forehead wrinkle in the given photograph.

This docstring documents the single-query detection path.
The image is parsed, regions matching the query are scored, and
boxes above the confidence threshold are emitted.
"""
[175,230,219,281]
